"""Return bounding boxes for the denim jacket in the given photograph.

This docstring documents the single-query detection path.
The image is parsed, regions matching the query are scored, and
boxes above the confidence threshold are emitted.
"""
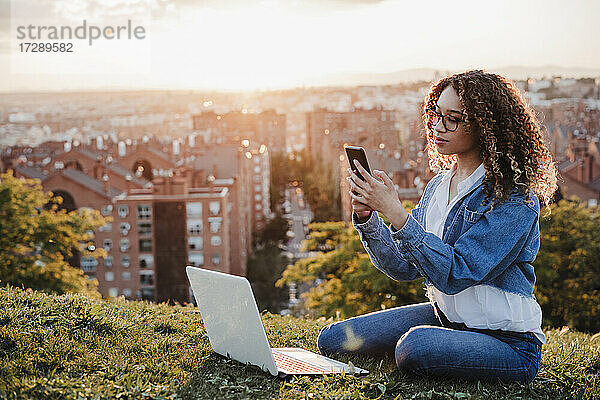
[352,171,541,298]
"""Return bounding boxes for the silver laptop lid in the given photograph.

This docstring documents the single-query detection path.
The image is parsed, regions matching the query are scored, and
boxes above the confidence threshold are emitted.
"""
[186,266,278,376]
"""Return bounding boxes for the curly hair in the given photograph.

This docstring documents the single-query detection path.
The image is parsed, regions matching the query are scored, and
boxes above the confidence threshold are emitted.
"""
[423,69,558,207]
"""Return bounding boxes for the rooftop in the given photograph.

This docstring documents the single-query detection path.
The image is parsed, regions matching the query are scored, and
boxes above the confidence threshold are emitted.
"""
[14,165,48,181]
[62,168,124,199]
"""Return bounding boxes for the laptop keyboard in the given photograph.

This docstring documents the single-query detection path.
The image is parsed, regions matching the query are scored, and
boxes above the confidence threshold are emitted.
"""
[272,350,329,374]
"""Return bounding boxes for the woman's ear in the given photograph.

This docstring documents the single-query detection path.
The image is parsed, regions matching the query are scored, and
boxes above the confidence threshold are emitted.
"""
[465,115,480,136]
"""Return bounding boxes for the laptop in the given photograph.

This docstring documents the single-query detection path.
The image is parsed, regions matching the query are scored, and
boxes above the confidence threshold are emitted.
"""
[186,266,369,377]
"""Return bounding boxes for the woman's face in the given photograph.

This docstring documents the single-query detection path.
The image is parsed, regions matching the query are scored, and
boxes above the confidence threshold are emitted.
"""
[433,85,480,157]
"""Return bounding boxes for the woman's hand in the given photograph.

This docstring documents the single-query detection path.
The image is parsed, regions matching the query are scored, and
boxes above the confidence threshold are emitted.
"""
[347,159,409,229]
[351,192,372,220]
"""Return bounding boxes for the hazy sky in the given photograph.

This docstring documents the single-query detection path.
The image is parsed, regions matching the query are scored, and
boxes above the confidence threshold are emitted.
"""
[1,0,599,92]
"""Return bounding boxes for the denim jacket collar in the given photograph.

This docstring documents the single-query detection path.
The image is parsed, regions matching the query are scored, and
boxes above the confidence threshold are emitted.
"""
[419,166,485,230]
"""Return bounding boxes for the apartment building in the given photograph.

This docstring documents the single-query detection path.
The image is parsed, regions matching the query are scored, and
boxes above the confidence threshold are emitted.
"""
[38,165,231,304]
[305,107,410,166]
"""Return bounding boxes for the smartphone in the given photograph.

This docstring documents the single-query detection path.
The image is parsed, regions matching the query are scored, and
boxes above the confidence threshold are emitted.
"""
[345,145,371,182]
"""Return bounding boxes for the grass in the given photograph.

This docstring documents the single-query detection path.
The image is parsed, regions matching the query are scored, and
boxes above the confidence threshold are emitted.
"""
[0,286,598,400]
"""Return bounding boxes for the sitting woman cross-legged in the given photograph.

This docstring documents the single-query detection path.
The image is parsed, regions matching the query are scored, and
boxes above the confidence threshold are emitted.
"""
[317,70,557,384]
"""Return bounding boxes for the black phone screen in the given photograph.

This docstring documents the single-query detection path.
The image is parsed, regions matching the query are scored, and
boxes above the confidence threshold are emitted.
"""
[345,145,371,182]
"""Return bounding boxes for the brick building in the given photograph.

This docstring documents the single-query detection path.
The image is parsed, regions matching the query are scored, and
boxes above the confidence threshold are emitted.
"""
[305,107,412,167]
[245,144,273,231]
[188,142,272,276]
[48,147,151,191]
[557,140,600,206]
[115,178,231,304]
[40,167,232,303]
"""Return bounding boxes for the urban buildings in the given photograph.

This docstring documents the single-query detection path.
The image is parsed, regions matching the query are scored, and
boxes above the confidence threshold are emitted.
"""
[193,109,286,153]
[305,106,430,223]
[4,136,271,304]
[3,79,600,304]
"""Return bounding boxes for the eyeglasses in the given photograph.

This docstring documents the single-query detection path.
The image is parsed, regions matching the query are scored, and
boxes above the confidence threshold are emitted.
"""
[426,107,465,132]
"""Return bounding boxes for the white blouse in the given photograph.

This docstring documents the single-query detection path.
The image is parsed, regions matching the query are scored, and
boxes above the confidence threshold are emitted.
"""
[423,163,546,345]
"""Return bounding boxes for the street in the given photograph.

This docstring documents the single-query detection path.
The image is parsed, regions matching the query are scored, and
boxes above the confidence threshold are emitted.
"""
[282,184,313,259]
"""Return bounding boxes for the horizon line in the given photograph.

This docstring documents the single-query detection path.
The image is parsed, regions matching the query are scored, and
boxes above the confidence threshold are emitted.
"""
[3,64,600,96]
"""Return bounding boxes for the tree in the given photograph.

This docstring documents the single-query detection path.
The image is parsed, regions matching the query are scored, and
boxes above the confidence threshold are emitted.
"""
[268,149,341,221]
[247,242,289,314]
[276,211,426,319]
[276,197,600,333]
[251,210,289,248]
[0,171,108,297]
[534,199,600,333]
[268,151,288,211]
[302,154,341,222]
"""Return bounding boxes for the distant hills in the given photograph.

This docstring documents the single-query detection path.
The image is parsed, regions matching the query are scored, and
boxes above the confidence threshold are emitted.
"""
[313,66,600,87]
[3,65,600,94]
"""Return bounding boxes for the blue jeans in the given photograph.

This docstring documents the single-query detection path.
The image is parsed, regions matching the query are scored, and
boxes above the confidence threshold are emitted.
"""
[317,302,542,384]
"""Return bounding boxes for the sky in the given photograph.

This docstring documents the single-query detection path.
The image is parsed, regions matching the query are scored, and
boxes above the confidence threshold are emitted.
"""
[1,0,599,92]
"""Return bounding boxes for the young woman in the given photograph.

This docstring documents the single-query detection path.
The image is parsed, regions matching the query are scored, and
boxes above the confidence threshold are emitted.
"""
[316,70,557,384]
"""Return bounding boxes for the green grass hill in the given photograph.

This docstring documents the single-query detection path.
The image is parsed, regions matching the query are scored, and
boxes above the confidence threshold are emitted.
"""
[0,286,598,399]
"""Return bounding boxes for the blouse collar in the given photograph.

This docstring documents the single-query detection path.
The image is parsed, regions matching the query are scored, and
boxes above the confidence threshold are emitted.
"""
[441,162,485,195]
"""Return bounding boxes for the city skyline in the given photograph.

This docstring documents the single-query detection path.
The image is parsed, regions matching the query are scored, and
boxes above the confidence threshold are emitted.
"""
[1,0,599,92]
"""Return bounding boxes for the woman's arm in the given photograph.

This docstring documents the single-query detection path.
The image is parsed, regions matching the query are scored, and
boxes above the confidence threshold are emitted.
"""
[350,170,443,283]
[390,200,538,295]
[352,207,422,282]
